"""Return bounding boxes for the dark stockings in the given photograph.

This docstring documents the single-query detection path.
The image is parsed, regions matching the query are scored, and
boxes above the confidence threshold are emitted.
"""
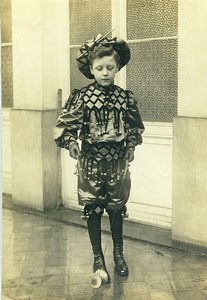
[107,208,129,276]
[86,206,110,283]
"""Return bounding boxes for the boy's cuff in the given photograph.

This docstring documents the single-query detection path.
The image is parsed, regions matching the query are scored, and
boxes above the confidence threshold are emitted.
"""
[126,141,135,151]
[63,136,77,150]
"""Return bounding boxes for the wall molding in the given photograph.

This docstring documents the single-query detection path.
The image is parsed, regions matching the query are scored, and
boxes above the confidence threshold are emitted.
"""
[128,36,178,44]
[143,122,173,146]
[128,202,172,229]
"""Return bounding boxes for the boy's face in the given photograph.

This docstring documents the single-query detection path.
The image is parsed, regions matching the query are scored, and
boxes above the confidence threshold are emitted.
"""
[90,55,119,87]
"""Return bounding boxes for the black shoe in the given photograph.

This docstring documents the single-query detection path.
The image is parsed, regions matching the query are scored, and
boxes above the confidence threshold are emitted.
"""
[114,246,129,277]
[93,253,111,284]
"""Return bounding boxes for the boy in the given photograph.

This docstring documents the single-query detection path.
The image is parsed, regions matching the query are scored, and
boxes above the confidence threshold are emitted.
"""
[54,34,144,283]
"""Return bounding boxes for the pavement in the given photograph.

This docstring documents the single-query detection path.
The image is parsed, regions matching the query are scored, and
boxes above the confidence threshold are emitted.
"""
[1,208,207,300]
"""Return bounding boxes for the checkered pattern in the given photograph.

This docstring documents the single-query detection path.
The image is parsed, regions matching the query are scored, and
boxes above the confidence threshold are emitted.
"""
[54,82,144,153]
[81,141,125,162]
[82,83,127,111]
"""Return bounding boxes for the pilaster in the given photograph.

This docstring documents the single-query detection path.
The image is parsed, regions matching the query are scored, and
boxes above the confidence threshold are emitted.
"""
[11,0,69,210]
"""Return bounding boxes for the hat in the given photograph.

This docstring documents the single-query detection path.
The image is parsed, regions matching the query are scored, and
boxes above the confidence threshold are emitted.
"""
[76,32,131,79]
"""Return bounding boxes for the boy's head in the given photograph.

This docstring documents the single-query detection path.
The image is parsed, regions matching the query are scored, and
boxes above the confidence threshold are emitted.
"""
[88,45,119,87]
[76,34,130,81]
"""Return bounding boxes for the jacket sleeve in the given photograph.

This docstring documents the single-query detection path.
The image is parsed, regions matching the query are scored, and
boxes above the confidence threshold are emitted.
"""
[53,89,83,149]
[125,90,145,150]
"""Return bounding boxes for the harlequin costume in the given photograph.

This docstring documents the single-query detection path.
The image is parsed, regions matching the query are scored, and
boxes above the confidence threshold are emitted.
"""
[54,33,144,281]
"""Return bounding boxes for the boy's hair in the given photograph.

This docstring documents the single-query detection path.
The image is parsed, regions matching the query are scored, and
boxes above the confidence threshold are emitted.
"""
[88,45,120,67]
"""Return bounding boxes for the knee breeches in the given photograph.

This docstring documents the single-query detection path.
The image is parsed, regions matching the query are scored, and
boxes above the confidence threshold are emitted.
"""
[77,158,131,211]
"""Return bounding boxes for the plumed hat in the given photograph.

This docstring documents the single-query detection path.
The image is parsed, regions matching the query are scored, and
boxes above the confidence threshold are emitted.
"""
[76,31,131,79]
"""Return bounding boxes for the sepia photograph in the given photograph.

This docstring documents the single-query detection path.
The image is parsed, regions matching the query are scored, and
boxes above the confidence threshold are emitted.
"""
[1,0,207,299]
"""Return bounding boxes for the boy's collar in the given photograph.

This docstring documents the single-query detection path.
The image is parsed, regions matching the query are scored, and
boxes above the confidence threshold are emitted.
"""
[94,81,115,92]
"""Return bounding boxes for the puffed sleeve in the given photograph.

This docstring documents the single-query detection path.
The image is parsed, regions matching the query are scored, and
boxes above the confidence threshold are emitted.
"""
[125,90,145,150]
[53,89,83,149]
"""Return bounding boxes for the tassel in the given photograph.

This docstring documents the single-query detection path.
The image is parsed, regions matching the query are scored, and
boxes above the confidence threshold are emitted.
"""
[114,160,118,181]
[87,159,92,180]
[95,161,101,184]
[99,110,103,136]
[116,110,122,136]
[109,162,114,183]
[83,108,92,138]
[104,107,110,134]
[87,109,92,137]
[94,108,103,136]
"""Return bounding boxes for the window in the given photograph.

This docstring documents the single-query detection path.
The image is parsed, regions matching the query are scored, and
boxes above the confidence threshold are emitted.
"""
[127,0,178,122]
[69,0,112,90]
[1,0,13,108]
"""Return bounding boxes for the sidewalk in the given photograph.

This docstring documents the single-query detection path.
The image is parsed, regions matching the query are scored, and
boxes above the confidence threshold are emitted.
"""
[2,208,207,300]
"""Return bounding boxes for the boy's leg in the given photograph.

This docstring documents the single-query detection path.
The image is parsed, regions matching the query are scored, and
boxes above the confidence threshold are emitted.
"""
[107,207,129,276]
[86,204,110,283]
[77,156,110,282]
[106,159,131,276]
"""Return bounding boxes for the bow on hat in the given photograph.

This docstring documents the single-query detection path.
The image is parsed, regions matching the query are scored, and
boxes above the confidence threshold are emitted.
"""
[76,31,131,79]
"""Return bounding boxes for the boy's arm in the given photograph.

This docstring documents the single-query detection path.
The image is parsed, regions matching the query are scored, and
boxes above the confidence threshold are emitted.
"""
[125,90,145,152]
[53,89,83,151]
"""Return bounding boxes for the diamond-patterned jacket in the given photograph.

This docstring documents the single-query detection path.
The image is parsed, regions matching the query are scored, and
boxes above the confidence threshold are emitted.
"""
[54,82,144,154]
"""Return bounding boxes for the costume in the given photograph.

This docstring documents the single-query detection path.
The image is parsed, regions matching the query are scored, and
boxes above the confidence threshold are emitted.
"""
[54,33,144,281]
[54,81,144,210]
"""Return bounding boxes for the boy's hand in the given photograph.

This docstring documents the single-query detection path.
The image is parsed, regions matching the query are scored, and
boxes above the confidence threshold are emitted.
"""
[68,142,81,160]
[125,148,134,162]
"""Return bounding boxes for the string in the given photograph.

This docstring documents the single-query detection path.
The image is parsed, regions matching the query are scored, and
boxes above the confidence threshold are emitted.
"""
[103,208,116,256]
